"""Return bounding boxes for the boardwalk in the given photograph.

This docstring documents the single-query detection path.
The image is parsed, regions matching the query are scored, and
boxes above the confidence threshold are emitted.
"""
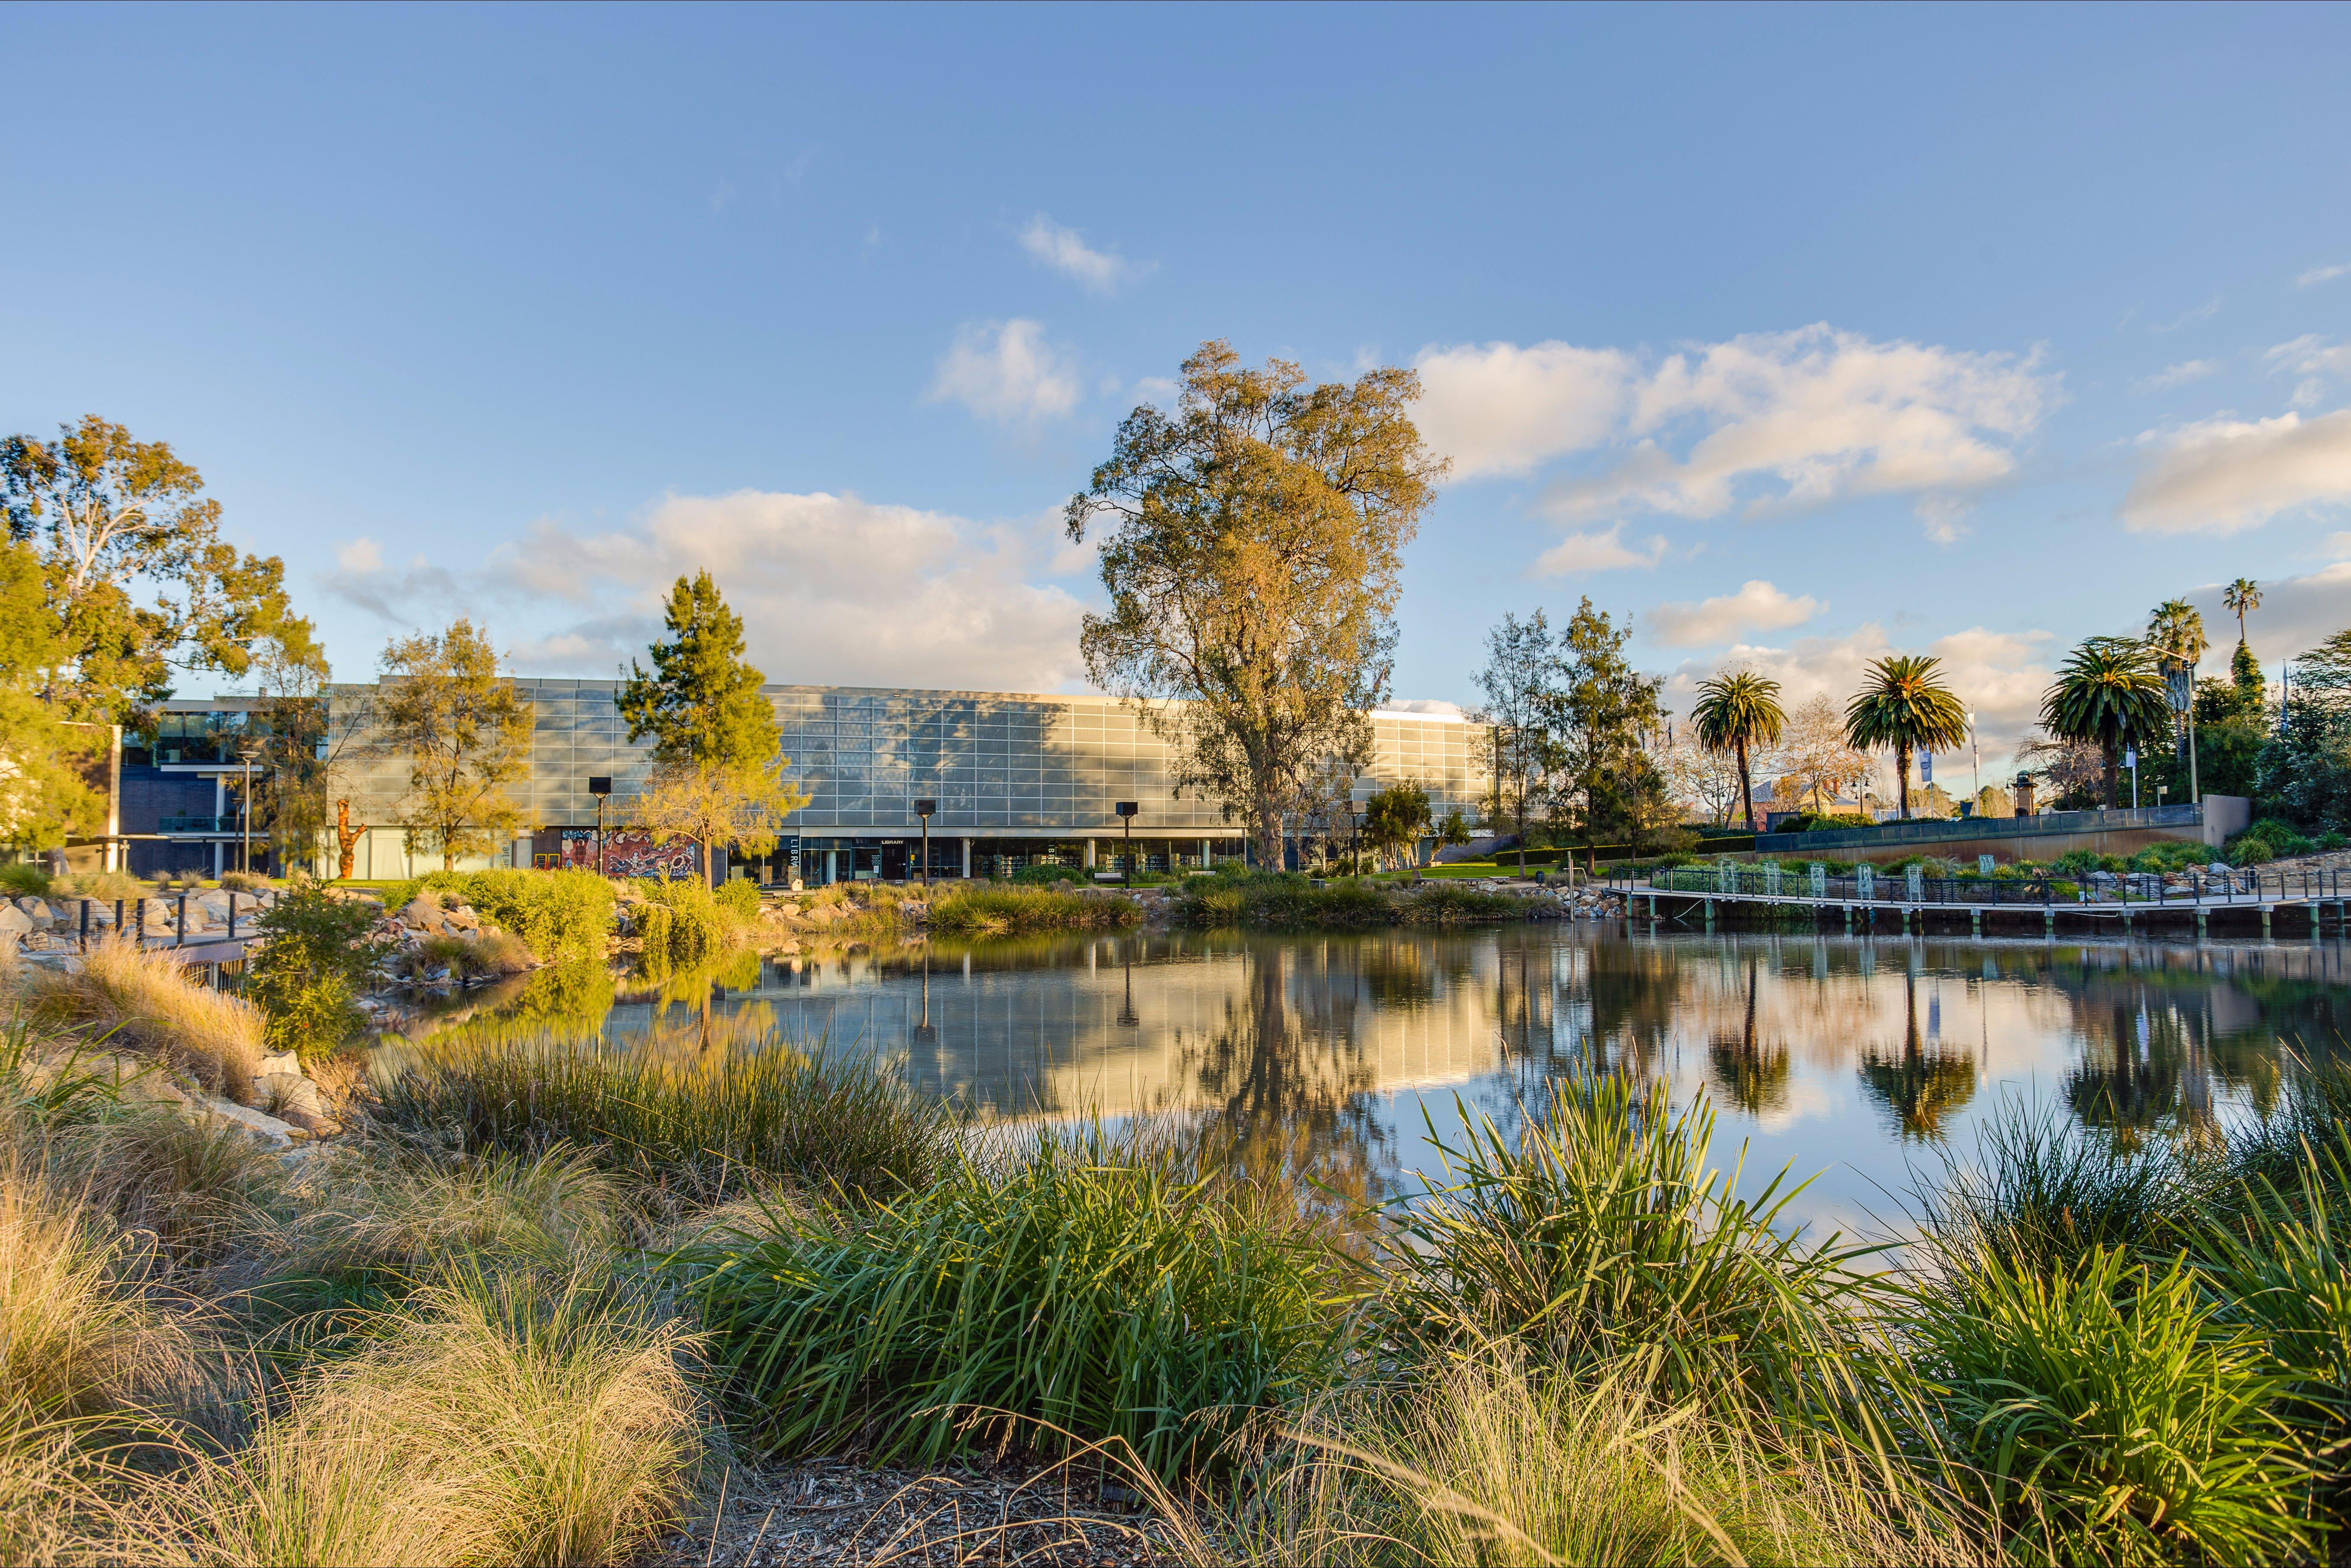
[1615,864,2351,939]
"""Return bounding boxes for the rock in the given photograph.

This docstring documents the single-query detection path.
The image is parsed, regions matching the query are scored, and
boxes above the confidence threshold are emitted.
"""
[2209,863,2232,876]
[256,1071,326,1120]
[396,897,443,928]
[14,898,51,928]
[0,905,30,943]
[255,1049,302,1078]
[444,904,481,932]
[191,1096,298,1149]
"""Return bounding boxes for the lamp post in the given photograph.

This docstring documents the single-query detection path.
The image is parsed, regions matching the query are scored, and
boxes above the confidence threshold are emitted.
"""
[588,777,612,875]
[915,799,936,888]
[1115,802,1138,888]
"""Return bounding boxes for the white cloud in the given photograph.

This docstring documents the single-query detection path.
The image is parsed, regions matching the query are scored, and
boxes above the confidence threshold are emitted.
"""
[1644,580,1820,647]
[1410,340,1635,479]
[485,489,1092,691]
[320,537,466,625]
[2182,560,2351,666]
[1017,214,1152,295]
[927,319,1082,423]
[1411,325,2048,526]
[1534,521,1671,576]
[1916,493,1974,546]
[2264,335,2351,407]
[2121,409,2351,534]
[2133,359,2217,393]
[2151,297,2222,332]
[2298,263,2351,287]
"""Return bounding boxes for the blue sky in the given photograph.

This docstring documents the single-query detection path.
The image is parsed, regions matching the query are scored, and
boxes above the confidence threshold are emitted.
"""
[6,3,2350,767]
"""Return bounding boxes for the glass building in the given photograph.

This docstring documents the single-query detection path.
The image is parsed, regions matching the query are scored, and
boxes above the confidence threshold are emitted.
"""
[326,679,1487,882]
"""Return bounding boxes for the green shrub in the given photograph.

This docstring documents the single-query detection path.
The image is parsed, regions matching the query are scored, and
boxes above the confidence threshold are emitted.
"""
[2249,816,2315,857]
[1009,863,1082,886]
[715,876,760,922]
[1915,1245,2312,1567]
[368,1037,958,1205]
[243,886,391,1059]
[2228,835,2275,866]
[1173,870,1519,930]
[927,885,1138,937]
[0,862,50,897]
[674,1134,1348,1477]
[630,876,737,970]
[387,869,615,964]
[1383,1077,1885,1433]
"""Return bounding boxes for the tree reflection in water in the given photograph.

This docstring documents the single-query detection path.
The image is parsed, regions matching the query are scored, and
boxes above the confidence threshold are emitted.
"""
[1707,957,1792,1117]
[1856,968,1977,1140]
[1164,940,1395,1224]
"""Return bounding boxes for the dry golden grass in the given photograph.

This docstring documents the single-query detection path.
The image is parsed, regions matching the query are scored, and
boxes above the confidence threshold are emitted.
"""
[1197,1345,1990,1568]
[0,1152,194,1424]
[27,938,265,1102]
[134,1274,700,1568]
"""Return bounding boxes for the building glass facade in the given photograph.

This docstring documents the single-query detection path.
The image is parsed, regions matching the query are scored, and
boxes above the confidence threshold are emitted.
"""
[326,679,1487,882]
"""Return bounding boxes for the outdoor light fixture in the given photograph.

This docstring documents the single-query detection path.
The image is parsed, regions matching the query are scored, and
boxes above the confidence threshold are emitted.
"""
[915,799,937,887]
[588,777,612,875]
[1115,801,1139,888]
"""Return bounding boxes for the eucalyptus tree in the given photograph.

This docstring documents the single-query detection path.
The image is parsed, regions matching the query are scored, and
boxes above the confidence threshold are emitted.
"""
[1843,655,1969,821]
[0,415,302,724]
[1690,669,1787,832]
[1066,341,1445,869]
[1474,609,1561,873]
[2039,637,2173,809]
[374,619,533,872]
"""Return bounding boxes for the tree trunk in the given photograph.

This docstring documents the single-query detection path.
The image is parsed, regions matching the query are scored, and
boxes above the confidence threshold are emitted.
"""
[1736,737,1754,831]
[2102,743,2120,810]
[1896,744,1912,820]
[1252,793,1284,873]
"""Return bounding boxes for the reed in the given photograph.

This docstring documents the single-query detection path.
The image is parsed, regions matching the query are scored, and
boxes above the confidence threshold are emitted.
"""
[1913,1243,2313,1567]
[926,884,1140,936]
[674,1132,1350,1478]
[1381,1077,1893,1439]
[367,1035,959,1204]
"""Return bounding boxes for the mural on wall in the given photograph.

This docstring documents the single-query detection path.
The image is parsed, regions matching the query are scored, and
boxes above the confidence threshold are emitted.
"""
[558,829,598,872]
[601,830,700,881]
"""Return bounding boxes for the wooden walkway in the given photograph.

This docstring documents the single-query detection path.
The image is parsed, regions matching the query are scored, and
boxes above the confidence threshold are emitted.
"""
[1628,882,2351,938]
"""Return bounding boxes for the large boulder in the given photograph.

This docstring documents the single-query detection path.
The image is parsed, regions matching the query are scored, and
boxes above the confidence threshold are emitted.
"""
[0,905,31,944]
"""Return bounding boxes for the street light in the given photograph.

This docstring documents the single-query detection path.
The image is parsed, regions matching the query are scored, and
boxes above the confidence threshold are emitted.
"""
[915,800,937,887]
[1115,802,1138,888]
[588,777,612,875]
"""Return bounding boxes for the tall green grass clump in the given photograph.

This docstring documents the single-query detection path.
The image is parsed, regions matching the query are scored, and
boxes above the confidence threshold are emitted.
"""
[0,860,50,897]
[927,884,1140,937]
[1383,1078,1888,1435]
[369,1037,957,1204]
[1913,1245,2312,1566]
[1177,868,1521,929]
[1911,1100,2187,1276]
[388,869,616,964]
[675,1133,1350,1477]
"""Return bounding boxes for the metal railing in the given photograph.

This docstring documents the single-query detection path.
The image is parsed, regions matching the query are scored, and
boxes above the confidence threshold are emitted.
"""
[15,893,261,954]
[157,815,239,834]
[1767,803,2203,854]
[1618,862,2347,909]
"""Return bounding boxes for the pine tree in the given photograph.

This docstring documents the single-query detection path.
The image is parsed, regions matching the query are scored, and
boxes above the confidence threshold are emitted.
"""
[616,571,779,771]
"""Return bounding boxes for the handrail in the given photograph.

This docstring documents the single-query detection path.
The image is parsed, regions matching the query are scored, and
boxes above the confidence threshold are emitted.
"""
[1617,863,2342,909]
[1767,803,2204,854]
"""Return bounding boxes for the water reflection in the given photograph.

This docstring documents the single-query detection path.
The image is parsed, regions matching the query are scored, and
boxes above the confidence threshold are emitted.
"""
[426,927,2351,1228]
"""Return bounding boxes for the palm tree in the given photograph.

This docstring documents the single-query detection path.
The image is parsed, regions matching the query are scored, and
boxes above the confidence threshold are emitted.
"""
[2224,577,2262,646]
[2146,599,2208,676]
[2039,637,2173,808]
[1843,655,1968,820]
[1690,670,1786,831]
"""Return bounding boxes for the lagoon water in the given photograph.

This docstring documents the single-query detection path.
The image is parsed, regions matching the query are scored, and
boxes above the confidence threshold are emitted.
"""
[462,924,2351,1242]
